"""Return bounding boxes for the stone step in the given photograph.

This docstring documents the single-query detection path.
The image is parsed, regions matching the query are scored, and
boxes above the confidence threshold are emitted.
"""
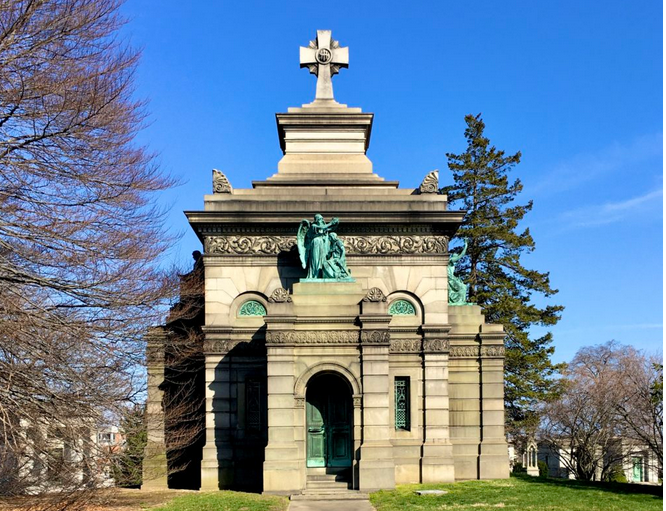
[291,491,370,501]
[306,480,350,489]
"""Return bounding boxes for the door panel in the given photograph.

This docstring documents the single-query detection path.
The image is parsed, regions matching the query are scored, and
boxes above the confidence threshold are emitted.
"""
[306,375,352,468]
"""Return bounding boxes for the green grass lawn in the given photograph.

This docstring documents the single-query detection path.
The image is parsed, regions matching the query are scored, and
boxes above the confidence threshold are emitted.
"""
[152,490,288,511]
[370,474,663,511]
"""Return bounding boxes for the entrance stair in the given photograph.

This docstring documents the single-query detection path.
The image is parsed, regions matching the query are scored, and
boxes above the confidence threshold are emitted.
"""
[291,468,369,501]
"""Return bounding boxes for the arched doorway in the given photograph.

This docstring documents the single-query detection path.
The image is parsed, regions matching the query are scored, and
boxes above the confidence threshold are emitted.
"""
[306,373,353,469]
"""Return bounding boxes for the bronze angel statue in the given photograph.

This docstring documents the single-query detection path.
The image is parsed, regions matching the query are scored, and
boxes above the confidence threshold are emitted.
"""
[297,215,352,281]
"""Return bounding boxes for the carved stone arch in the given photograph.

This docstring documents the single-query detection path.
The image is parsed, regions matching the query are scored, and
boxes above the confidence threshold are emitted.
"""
[386,291,424,326]
[294,362,361,401]
[229,291,269,326]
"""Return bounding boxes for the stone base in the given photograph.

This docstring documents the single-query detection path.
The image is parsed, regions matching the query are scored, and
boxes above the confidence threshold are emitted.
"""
[263,460,304,493]
[141,452,168,490]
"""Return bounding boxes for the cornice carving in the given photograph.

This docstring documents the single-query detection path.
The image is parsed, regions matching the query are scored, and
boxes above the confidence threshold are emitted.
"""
[344,235,448,255]
[268,287,292,303]
[205,236,294,254]
[363,287,387,302]
[481,345,505,357]
[390,339,421,352]
[360,330,391,344]
[419,170,439,194]
[423,339,450,352]
[212,169,232,194]
[450,345,480,358]
[266,330,359,344]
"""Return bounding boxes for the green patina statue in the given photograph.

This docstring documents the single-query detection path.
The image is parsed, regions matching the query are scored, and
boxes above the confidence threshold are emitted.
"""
[297,214,353,281]
[448,238,472,305]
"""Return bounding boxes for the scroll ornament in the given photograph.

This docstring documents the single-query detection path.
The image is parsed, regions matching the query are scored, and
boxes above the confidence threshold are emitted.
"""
[360,330,391,344]
[267,330,359,344]
[363,287,387,302]
[419,169,439,194]
[268,287,292,303]
[389,339,421,352]
[212,169,232,194]
[423,339,450,352]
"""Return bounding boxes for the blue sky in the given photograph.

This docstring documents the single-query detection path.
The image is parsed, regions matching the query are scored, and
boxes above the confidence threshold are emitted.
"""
[119,1,663,363]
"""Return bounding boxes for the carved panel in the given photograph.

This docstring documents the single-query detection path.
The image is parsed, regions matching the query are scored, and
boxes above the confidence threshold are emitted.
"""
[205,235,448,256]
[363,287,387,302]
[423,339,450,352]
[353,396,362,408]
[268,287,292,303]
[360,330,391,344]
[480,346,506,357]
[389,339,421,353]
[450,345,480,358]
[205,236,294,255]
[266,330,359,344]
[344,235,447,255]
[419,169,439,194]
[294,397,305,408]
[212,169,232,193]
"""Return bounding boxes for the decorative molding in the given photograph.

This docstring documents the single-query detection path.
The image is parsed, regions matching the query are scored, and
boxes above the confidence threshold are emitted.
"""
[360,330,391,344]
[343,235,447,255]
[203,339,265,355]
[480,345,505,357]
[268,287,292,303]
[266,330,359,344]
[294,397,305,408]
[212,169,232,193]
[388,299,416,316]
[363,287,387,302]
[450,345,480,358]
[238,300,267,316]
[390,339,421,353]
[419,169,439,194]
[423,339,450,352]
[353,396,362,407]
[205,236,294,255]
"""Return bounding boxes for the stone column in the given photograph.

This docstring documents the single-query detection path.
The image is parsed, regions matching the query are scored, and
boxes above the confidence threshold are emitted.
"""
[478,327,510,479]
[420,326,455,482]
[262,324,303,494]
[358,314,395,492]
[142,328,168,489]
[200,332,234,490]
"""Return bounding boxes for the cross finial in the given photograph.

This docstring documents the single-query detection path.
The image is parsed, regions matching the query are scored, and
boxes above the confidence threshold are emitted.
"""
[299,30,349,102]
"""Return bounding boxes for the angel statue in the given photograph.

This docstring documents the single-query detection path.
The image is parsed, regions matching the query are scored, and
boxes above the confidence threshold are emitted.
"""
[448,238,471,305]
[297,215,353,281]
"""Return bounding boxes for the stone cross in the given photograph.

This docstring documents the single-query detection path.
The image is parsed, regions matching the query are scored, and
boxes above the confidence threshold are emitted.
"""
[300,30,349,101]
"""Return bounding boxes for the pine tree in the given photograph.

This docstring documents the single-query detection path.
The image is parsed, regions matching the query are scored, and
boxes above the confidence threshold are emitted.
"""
[442,114,565,435]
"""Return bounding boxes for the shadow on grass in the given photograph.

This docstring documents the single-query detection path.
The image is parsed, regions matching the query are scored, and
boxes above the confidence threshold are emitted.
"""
[513,473,663,498]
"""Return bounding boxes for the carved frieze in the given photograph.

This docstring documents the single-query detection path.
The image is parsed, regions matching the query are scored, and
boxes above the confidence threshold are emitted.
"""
[480,346,505,357]
[450,345,480,358]
[360,330,391,344]
[363,287,387,302]
[419,169,439,194]
[266,330,359,344]
[344,235,447,255]
[268,287,292,303]
[390,339,421,352]
[212,169,232,194]
[203,339,265,355]
[423,339,450,352]
[205,235,448,256]
[205,236,294,255]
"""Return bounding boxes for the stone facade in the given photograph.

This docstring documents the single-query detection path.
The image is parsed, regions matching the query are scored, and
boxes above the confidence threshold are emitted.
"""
[143,40,509,493]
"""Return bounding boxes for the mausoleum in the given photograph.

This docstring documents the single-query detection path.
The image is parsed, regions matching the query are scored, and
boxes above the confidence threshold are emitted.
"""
[144,30,509,496]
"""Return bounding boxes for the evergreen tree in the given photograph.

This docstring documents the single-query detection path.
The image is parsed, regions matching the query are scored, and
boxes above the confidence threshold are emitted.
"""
[442,114,564,435]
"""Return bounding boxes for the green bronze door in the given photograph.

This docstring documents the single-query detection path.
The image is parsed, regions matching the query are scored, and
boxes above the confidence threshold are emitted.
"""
[306,374,352,468]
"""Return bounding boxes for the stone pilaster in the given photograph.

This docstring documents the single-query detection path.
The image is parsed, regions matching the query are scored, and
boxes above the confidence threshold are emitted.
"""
[200,330,235,490]
[478,327,510,479]
[358,311,395,492]
[142,328,168,489]
[262,314,303,494]
[420,326,455,482]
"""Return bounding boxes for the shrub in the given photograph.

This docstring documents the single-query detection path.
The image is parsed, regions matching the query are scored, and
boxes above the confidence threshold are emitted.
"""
[538,460,549,477]
[513,462,527,473]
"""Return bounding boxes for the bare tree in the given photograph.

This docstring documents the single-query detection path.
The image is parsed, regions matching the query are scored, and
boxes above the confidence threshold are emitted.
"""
[541,341,663,482]
[0,0,176,504]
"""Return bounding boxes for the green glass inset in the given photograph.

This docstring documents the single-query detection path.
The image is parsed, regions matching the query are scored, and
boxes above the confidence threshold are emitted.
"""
[238,300,267,316]
[389,300,416,316]
[395,377,410,430]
